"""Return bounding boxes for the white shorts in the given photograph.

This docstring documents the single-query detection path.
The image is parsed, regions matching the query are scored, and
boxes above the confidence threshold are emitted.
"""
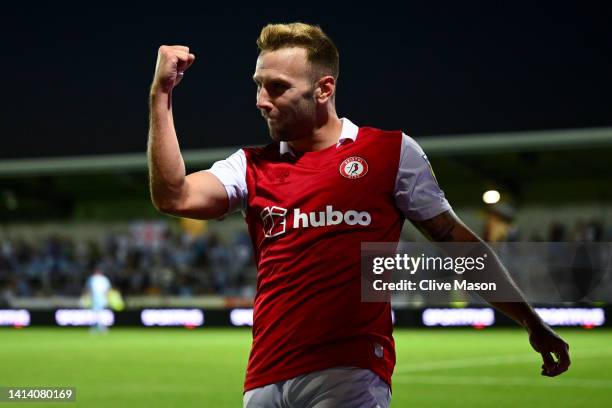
[243,366,391,408]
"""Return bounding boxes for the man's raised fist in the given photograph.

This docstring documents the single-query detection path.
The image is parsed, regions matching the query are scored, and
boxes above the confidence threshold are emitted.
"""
[151,45,196,94]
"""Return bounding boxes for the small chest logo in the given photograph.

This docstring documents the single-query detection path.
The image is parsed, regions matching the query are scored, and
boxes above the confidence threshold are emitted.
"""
[271,168,290,183]
[339,156,368,179]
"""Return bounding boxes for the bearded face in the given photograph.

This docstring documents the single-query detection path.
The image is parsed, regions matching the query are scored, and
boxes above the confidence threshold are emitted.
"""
[253,48,321,143]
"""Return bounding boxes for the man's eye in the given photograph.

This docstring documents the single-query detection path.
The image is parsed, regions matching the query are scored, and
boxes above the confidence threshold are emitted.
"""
[270,83,289,94]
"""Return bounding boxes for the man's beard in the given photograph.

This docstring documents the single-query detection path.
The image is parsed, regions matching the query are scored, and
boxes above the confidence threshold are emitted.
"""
[266,101,317,143]
[267,120,300,142]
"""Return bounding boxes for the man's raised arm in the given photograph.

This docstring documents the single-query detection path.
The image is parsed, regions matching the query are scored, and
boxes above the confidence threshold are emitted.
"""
[411,210,571,377]
[148,45,229,220]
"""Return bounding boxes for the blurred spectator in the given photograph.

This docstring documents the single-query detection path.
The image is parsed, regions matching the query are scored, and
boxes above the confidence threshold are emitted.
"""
[483,202,519,242]
[83,268,111,333]
[548,223,566,242]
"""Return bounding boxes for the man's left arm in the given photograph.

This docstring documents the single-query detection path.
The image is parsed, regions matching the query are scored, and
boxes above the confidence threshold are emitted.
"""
[394,133,570,376]
[412,210,571,377]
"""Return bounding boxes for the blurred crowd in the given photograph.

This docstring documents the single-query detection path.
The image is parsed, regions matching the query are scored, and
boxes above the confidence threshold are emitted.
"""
[537,220,608,243]
[0,218,609,301]
[0,222,256,301]
[482,202,609,243]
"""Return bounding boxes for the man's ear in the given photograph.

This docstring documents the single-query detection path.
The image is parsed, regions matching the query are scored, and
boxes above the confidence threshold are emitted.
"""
[315,76,336,103]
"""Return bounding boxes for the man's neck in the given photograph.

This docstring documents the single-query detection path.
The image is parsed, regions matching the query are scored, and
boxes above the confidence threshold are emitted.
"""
[287,115,343,153]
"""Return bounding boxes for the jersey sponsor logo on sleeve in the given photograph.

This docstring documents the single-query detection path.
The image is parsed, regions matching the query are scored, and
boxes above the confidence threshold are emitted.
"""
[339,156,368,179]
[260,205,371,238]
[421,153,439,184]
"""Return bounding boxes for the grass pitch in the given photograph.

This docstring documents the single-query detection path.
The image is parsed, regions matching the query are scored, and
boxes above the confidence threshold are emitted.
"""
[0,327,610,407]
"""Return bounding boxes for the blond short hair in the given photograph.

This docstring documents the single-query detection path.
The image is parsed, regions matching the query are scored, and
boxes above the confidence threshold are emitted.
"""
[256,22,339,80]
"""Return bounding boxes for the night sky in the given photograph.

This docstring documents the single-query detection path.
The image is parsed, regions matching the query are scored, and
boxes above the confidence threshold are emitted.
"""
[2,2,611,159]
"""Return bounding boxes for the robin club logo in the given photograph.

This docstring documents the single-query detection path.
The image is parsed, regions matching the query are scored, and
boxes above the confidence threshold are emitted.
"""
[339,156,368,179]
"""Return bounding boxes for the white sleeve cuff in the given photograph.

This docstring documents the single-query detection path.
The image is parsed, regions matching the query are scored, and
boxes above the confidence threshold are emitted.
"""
[205,149,247,216]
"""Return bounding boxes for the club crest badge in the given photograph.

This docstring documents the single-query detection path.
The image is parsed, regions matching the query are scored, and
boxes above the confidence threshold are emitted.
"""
[339,156,368,179]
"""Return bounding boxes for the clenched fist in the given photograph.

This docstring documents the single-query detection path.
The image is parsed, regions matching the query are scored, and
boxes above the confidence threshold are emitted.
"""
[151,45,196,94]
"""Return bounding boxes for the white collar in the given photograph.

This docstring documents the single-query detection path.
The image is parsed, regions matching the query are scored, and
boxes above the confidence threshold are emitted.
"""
[279,117,359,156]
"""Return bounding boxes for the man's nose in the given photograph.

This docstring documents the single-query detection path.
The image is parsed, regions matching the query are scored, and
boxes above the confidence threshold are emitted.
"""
[256,88,273,111]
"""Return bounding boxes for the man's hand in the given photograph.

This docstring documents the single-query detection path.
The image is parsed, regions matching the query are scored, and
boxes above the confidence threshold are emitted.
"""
[151,45,196,94]
[528,322,571,377]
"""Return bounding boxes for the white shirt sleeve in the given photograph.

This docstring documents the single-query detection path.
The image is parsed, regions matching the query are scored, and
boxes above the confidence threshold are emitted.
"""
[394,133,451,221]
[205,149,248,215]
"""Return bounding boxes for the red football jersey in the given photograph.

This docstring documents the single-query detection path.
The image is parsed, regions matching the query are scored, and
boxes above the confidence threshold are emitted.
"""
[242,127,403,391]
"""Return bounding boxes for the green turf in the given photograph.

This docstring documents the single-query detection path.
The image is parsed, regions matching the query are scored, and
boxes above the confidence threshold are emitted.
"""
[0,328,610,407]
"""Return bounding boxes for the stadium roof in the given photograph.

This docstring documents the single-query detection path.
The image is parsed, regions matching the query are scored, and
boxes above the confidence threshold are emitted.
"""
[1,126,611,177]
